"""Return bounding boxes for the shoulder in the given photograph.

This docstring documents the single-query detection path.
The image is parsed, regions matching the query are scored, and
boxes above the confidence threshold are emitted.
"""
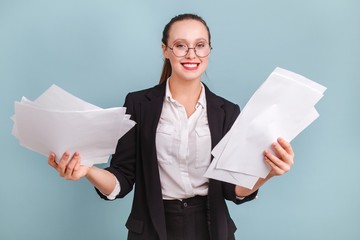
[124,82,166,103]
[126,83,164,98]
[121,82,166,118]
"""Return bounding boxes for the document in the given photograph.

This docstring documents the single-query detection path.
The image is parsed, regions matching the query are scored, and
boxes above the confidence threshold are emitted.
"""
[204,67,326,189]
[12,85,136,166]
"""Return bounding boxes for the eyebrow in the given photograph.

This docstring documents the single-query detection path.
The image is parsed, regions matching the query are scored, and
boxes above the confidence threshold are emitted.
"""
[171,38,208,45]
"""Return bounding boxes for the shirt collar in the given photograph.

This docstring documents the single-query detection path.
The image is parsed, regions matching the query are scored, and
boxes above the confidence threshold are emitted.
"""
[165,78,207,109]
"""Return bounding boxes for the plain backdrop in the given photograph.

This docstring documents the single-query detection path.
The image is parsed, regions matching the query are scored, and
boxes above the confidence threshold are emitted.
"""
[1,0,359,239]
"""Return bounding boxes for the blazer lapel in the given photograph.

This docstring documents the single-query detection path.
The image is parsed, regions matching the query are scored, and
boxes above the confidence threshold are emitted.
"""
[204,84,225,148]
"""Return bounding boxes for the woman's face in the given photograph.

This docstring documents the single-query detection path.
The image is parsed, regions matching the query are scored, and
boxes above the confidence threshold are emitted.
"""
[163,19,210,82]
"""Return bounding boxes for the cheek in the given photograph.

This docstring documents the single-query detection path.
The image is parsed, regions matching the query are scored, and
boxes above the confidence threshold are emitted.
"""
[167,57,179,68]
[200,58,209,69]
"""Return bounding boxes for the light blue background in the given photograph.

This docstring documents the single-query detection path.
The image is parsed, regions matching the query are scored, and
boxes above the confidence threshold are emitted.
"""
[1,0,359,239]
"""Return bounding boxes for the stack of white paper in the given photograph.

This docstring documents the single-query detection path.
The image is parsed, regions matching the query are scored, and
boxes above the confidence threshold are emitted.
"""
[204,67,326,189]
[12,85,136,166]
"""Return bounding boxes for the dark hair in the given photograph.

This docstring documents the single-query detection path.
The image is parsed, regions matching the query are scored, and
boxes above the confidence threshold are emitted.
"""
[159,13,211,84]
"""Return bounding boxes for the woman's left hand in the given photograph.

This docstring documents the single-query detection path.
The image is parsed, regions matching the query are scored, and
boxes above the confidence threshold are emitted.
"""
[264,137,294,177]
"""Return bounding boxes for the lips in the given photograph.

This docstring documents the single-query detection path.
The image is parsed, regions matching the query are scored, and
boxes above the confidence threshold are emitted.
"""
[181,62,200,70]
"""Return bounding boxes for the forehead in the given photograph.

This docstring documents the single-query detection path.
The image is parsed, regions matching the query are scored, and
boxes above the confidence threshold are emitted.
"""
[168,19,209,43]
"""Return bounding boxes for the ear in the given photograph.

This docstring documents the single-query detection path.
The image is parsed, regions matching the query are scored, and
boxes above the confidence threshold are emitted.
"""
[162,44,170,59]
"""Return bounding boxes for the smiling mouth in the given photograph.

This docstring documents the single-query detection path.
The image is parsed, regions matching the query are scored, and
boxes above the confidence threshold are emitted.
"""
[182,63,199,70]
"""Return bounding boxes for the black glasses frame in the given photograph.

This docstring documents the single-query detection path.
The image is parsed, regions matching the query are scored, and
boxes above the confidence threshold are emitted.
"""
[167,44,212,58]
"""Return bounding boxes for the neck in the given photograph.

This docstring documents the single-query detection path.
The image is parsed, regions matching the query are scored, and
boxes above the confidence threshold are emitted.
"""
[168,77,202,99]
[168,77,203,118]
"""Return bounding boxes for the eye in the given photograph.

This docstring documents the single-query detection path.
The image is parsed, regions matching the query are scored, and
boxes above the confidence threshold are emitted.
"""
[196,42,206,49]
[174,42,188,49]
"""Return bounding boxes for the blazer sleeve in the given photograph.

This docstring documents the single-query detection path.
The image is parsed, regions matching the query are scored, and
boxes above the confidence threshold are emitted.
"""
[221,103,259,204]
[95,93,137,200]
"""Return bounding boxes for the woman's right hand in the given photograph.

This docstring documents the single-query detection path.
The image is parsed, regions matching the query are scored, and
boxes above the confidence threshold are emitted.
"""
[48,152,91,180]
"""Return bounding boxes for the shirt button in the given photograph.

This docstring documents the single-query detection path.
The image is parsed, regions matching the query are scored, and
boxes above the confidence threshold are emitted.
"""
[183,202,188,208]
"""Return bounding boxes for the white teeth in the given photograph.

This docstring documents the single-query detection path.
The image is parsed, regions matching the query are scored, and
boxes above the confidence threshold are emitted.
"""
[183,63,197,68]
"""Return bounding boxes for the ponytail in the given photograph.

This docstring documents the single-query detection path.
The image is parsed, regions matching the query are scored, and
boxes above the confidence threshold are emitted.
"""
[159,58,172,84]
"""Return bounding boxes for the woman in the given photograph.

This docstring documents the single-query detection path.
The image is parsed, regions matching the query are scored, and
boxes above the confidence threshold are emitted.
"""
[48,13,294,240]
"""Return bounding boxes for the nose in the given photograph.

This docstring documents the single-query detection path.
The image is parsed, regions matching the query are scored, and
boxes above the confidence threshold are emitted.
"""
[185,47,197,59]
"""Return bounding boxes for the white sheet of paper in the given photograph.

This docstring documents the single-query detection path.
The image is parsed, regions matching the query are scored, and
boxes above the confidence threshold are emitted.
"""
[204,156,259,189]
[205,67,326,189]
[12,85,135,166]
[33,84,101,111]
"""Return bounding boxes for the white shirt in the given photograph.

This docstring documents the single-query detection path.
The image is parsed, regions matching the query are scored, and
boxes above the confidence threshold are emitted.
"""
[105,80,212,200]
[156,80,211,200]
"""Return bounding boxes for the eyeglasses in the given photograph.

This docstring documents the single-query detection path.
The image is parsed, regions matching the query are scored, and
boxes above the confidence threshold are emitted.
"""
[167,42,212,58]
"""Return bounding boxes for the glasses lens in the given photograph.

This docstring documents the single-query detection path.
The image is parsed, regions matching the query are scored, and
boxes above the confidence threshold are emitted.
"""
[172,43,188,57]
[195,43,211,57]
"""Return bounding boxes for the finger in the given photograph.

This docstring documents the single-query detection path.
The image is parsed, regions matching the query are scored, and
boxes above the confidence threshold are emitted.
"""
[271,141,289,162]
[64,152,80,180]
[264,155,282,175]
[264,150,290,173]
[58,152,70,176]
[47,152,57,169]
[264,155,286,176]
[278,137,294,156]
[271,141,293,165]
[74,155,81,171]
[264,150,285,168]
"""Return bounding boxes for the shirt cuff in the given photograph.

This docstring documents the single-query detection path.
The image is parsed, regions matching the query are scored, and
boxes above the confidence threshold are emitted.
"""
[102,175,121,200]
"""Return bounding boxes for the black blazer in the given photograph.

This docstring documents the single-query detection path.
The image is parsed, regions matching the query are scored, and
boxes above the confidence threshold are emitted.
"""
[96,82,258,240]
